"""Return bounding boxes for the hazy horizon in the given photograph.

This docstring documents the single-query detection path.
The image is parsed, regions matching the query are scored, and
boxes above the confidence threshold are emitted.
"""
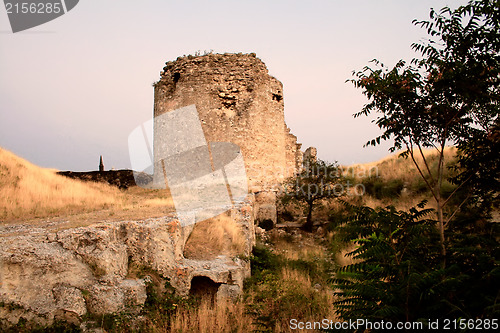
[0,0,464,172]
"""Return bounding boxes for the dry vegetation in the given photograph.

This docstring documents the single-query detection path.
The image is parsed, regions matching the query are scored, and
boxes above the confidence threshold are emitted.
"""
[183,212,247,259]
[169,298,252,333]
[0,147,121,221]
[345,147,456,181]
[343,146,457,210]
[0,147,174,226]
[143,231,337,333]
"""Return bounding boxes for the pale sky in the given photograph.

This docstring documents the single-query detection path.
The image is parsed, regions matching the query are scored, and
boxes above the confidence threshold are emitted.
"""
[0,0,463,171]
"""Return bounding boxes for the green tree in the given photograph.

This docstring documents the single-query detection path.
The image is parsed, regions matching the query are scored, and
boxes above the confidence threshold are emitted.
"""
[332,0,500,324]
[333,202,438,323]
[332,202,499,325]
[351,0,499,266]
[280,158,345,232]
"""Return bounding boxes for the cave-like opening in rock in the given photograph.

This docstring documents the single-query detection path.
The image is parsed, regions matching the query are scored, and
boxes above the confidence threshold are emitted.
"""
[189,276,221,302]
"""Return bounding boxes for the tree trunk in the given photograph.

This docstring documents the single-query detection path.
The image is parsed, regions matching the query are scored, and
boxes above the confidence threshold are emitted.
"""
[437,201,446,268]
[302,201,314,232]
[436,144,447,268]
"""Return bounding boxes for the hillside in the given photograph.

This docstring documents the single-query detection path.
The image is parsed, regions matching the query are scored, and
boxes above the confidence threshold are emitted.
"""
[344,147,458,210]
[0,146,462,225]
[0,147,173,225]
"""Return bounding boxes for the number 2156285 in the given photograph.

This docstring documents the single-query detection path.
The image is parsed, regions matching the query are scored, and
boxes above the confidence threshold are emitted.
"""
[443,318,498,330]
[5,2,62,14]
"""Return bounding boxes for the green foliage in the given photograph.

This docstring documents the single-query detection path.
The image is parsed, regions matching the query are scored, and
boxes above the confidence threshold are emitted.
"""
[86,312,137,333]
[280,158,345,231]
[247,273,329,333]
[332,202,500,324]
[351,0,500,270]
[327,206,352,229]
[410,177,430,194]
[143,278,183,312]
[245,244,282,286]
[245,242,333,332]
[361,176,405,199]
[352,0,499,160]
[442,207,500,317]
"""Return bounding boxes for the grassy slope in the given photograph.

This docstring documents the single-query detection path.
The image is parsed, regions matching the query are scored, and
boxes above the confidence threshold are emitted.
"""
[344,146,458,210]
[0,147,174,224]
[1,146,467,332]
[0,147,121,221]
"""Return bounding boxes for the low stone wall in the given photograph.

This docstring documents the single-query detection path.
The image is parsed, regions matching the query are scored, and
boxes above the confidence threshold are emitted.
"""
[0,197,255,326]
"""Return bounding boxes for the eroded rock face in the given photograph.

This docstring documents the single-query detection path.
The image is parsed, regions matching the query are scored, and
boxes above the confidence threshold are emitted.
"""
[0,197,255,326]
[85,280,147,315]
[0,235,94,318]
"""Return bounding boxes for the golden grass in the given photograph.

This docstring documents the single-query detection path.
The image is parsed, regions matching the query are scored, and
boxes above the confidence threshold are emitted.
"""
[345,146,457,184]
[169,298,253,333]
[243,266,336,333]
[342,146,457,210]
[183,213,246,259]
[0,147,175,225]
[0,147,122,221]
[273,268,336,333]
[272,235,327,262]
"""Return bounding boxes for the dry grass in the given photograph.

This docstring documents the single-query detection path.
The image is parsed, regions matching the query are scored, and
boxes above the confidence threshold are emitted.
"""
[272,235,327,262]
[341,146,457,210]
[345,146,457,184]
[0,147,122,221]
[0,147,175,226]
[169,298,252,333]
[166,231,337,333]
[183,213,246,259]
[242,265,336,333]
[268,268,336,333]
[325,149,459,267]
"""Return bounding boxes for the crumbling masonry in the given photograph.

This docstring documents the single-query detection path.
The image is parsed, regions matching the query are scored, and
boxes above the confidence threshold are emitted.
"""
[154,52,307,224]
[0,53,311,327]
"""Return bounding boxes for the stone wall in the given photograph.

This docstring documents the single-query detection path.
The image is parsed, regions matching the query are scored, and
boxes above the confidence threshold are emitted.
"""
[154,53,304,223]
[0,53,311,327]
[154,53,303,190]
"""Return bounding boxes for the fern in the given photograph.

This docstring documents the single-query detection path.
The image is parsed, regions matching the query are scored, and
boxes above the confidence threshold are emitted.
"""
[331,201,499,326]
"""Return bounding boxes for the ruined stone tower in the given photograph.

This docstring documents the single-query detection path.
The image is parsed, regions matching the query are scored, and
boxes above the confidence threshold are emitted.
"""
[153,53,303,223]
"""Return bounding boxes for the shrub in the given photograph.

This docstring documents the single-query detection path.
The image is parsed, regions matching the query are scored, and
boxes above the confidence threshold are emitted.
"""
[362,176,404,199]
[332,201,500,325]
[278,210,294,222]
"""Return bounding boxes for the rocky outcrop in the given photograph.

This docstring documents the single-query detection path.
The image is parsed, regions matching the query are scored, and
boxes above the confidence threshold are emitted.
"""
[0,197,255,326]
